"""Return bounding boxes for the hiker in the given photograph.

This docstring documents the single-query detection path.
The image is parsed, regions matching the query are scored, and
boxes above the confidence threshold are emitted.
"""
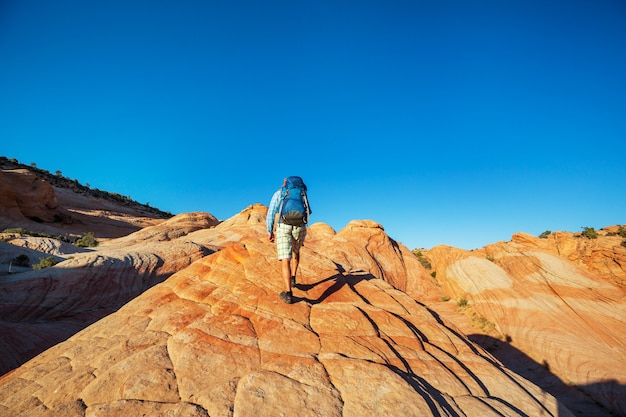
[266,176,312,304]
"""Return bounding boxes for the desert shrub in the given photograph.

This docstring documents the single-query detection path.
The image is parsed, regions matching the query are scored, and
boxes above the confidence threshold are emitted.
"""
[412,250,432,270]
[2,227,26,234]
[539,230,551,239]
[12,254,30,267]
[618,226,626,238]
[621,240,626,248]
[471,312,496,333]
[580,227,598,239]
[75,232,98,247]
[1,228,68,242]
[457,298,468,308]
[33,256,59,270]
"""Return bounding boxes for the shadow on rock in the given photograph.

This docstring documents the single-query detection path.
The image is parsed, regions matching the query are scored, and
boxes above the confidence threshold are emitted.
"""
[294,270,377,305]
[467,334,623,417]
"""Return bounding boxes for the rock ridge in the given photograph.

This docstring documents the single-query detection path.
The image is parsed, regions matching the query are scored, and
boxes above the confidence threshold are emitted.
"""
[0,205,572,416]
[1,179,624,417]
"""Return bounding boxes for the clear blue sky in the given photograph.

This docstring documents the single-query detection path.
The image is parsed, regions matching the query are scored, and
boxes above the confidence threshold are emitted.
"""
[1,1,625,250]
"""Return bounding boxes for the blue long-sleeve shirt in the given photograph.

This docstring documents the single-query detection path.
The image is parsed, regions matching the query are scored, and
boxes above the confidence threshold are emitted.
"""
[266,189,282,234]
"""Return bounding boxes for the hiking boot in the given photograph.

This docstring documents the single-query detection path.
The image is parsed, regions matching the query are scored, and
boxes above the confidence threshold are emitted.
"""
[280,291,293,304]
[291,276,296,286]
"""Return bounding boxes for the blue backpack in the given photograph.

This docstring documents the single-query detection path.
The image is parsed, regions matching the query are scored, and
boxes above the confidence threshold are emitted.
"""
[279,176,311,226]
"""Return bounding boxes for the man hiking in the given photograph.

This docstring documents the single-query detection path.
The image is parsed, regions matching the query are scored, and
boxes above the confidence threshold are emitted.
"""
[266,176,312,304]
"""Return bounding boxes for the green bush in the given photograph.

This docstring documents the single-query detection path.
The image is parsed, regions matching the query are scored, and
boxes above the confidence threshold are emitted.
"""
[580,227,598,239]
[618,226,626,238]
[457,298,468,308]
[471,313,496,333]
[539,230,551,239]
[75,232,98,247]
[33,256,59,270]
[412,250,432,270]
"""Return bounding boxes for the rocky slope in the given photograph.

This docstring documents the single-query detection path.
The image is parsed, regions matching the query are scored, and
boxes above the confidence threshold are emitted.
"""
[0,162,216,374]
[0,159,171,240]
[1,162,624,416]
[426,230,626,416]
[0,205,572,417]
[0,212,220,375]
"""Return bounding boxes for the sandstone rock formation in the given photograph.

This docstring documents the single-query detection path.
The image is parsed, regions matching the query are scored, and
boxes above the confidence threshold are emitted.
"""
[0,205,572,417]
[2,164,624,416]
[0,163,171,240]
[0,162,183,372]
[0,169,60,225]
[0,212,219,375]
[426,230,626,416]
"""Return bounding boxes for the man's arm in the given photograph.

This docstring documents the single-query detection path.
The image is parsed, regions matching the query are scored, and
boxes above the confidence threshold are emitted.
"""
[266,190,281,237]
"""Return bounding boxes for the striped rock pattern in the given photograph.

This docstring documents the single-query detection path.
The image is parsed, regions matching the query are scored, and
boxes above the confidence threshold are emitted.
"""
[0,205,570,417]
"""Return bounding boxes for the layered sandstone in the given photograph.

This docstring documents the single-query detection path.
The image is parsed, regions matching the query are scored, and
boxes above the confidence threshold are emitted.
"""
[0,164,171,239]
[0,205,571,417]
[426,230,626,416]
[0,169,59,224]
[2,164,624,416]
[0,212,219,374]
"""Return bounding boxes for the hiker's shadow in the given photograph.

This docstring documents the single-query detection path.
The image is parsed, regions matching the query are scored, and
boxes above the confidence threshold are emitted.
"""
[294,269,376,305]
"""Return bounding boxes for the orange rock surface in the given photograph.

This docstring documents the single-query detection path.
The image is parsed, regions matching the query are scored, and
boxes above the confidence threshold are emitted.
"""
[426,230,626,416]
[1,164,624,416]
[0,205,571,417]
[0,165,170,239]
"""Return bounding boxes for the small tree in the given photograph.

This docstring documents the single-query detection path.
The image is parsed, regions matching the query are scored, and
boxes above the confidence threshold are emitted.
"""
[539,230,551,239]
[581,227,598,239]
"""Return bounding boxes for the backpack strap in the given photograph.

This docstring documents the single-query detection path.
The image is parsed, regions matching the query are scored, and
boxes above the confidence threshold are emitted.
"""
[277,187,288,224]
[301,189,311,222]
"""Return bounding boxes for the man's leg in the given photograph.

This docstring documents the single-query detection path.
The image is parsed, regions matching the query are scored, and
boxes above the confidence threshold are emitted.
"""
[276,223,294,303]
[290,225,306,285]
[291,251,300,285]
[281,257,292,292]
